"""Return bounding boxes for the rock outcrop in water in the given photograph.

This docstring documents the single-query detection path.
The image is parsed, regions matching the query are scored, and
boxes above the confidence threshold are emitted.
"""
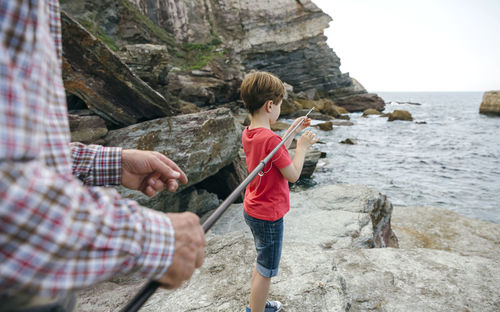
[480,90,500,116]
[386,109,414,122]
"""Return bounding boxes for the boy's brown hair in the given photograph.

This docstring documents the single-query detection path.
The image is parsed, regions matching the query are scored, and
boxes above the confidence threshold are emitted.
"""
[240,71,285,115]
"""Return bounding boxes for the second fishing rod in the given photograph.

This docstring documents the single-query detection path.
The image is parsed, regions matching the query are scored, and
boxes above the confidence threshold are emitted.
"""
[121,107,315,312]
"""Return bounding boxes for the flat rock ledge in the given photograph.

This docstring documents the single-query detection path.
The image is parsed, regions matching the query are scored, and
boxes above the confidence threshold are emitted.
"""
[75,185,500,312]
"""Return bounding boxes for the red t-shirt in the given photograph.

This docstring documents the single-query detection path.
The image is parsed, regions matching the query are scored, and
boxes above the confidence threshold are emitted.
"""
[242,127,293,221]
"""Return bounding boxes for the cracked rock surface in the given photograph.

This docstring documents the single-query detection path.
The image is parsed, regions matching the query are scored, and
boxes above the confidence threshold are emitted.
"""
[76,185,500,311]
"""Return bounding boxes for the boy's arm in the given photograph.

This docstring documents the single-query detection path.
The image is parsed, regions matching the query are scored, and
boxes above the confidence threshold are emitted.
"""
[280,148,307,183]
[282,117,312,149]
[279,130,319,183]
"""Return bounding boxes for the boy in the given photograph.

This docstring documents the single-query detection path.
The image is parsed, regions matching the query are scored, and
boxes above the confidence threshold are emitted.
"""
[240,71,319,312]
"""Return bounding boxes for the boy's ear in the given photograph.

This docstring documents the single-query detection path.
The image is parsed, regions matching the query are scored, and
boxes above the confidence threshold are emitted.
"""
[264,100,273,112]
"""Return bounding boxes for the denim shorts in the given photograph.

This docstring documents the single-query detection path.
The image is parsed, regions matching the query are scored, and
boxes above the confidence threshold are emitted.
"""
[244,210,284,278]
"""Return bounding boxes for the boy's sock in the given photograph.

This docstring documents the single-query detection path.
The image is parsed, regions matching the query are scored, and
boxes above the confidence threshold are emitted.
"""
[246,306,251,312]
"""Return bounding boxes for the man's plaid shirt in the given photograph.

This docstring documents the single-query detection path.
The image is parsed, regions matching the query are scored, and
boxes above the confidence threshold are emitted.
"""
[0,0,175,297]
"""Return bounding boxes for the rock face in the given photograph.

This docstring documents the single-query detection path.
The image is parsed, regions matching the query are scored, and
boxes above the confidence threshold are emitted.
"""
[130,0,351,94]
[479,90,500,116]
[75,185,499,312]
[117,44,171,87]
[61,12,176,127]
[165,61,243,107]
[68,113,108,144]
[63,0,378,107]
[104,108,241,211]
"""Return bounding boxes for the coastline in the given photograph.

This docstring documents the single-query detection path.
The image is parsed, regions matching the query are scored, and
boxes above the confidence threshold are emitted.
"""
[308,91,500,224]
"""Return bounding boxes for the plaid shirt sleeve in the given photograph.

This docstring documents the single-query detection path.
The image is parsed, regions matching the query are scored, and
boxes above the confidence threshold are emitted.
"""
[70,142,122,186]
[0,162,175,296]
[0,0,175,297]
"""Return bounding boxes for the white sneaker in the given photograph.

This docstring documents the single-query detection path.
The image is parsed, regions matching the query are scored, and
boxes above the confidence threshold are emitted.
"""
[265,300,282,312]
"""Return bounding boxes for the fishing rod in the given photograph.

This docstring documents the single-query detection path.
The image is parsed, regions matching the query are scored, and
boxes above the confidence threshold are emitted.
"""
[121,107,315,312]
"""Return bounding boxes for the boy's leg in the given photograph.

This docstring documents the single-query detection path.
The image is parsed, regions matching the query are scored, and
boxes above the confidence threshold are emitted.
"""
[244,211,284,312]
[249,265,271,312]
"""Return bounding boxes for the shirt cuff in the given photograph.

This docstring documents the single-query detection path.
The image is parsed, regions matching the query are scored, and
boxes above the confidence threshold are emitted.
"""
[92,146,122,186]
[135,208,175,280]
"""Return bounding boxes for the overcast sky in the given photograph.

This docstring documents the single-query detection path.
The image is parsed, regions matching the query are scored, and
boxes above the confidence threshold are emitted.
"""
[312,0,500,92]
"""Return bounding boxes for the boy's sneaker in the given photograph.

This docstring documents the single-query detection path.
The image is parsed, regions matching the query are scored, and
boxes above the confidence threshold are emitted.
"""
[265,300,282,312]
[245,301,282,312]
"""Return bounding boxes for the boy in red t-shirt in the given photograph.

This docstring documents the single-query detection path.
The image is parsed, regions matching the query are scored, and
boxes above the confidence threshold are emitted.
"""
[240,71,319,312]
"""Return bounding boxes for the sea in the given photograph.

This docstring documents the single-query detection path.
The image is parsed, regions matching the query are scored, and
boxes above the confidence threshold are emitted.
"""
[289,92,500,224]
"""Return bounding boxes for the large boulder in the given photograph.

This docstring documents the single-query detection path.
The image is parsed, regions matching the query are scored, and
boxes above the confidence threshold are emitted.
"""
[61,11,176,127]
[386,110,414,121]
[479,90,500,116]
[362,108,382,117]
[316,121,333,131]
[334,93,385,112]
[104,108,241,211]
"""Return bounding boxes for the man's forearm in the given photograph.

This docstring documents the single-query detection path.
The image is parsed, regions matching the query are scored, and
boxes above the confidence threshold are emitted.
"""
[0,160,174,297]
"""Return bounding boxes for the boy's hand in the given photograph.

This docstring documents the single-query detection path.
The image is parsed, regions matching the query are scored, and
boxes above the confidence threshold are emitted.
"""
[297,130,320,150]
[290,117,312,133]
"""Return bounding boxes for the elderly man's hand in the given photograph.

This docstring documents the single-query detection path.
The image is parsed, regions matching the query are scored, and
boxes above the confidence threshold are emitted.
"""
[121,149,188,196]
[158,212,205,289]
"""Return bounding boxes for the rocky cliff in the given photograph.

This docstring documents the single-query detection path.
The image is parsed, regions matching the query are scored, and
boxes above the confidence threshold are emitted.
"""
[61,0,383,113]
[127,0,368,97]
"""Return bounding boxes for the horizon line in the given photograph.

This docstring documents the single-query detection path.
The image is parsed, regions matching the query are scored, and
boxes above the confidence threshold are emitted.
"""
[371,90,490,93]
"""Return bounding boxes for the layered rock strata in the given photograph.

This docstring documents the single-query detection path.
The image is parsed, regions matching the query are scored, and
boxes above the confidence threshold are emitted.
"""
[121,0,374,101]
[62,0,385,115]
[61,12,176,127]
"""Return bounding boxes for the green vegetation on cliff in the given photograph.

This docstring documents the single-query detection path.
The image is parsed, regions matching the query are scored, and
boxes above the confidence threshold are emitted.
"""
[77,19,120,52]
[63,0,225,71]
